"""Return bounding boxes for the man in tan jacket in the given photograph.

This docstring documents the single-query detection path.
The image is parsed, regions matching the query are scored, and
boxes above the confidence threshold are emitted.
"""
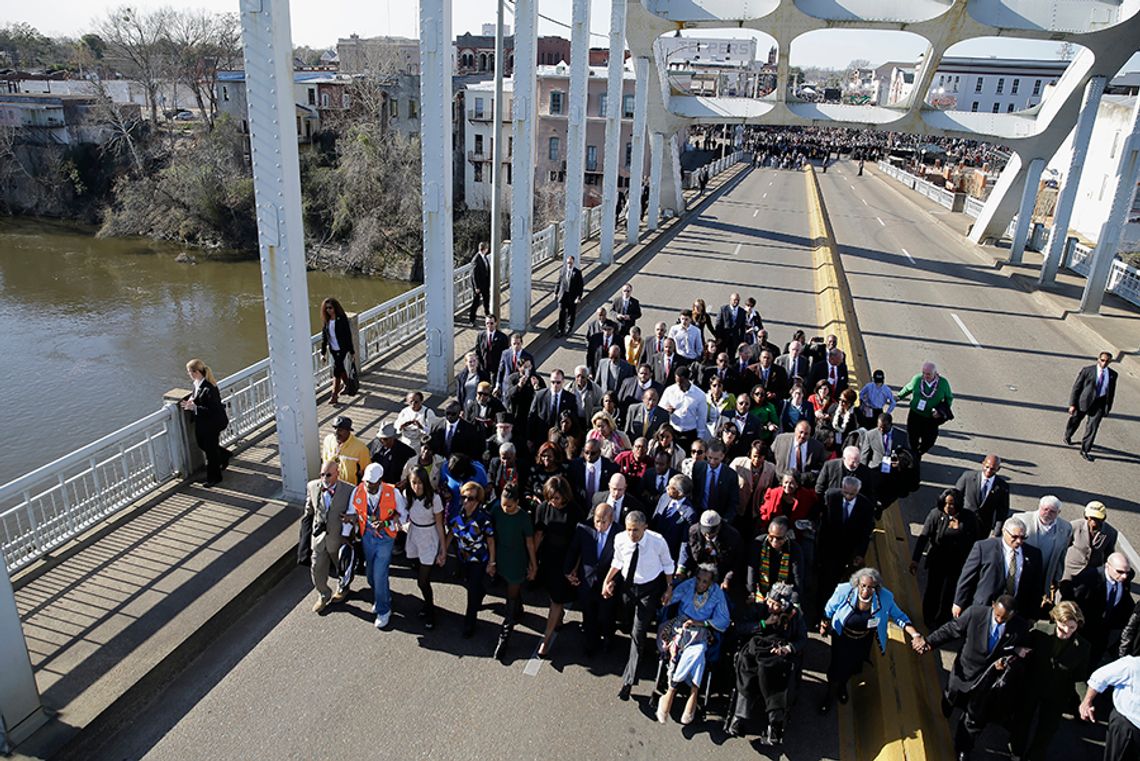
[304,460,354,612]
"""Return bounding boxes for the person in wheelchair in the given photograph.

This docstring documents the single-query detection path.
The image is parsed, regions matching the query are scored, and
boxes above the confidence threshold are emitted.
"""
[654,564,731,725]
[728,582,806,745]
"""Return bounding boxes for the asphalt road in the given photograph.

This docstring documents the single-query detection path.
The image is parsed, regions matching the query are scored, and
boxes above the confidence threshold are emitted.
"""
[87,168,844,761]
[817,160,1140,758]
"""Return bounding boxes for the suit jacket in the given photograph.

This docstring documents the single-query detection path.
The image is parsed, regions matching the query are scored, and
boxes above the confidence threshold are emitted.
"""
[564,521,618,590]
[302,477,353,556]
[640,467,677,505]
[698,363,738,392]
[752,363,789,400]
[715,303,747,348]
[808,360,850,394]
[320,317,356,358]
[625,403,670,441]
[495,348,535,392]
[927,604,1030,696]
[954,537,1045,616]
[590,490,646,525]
[595,358,634,396]
[650,494,697,561]
[610,296,642,335]
[463,395,506,433]
[644,335,671,366]
[189,379,229,437]
[474,329,509,375]
[814,460,874,499]
[728,361,759,397]
[775,353,811,384]
[719,410,762,445]
[555,265,584,306]
[1060,564,1136,655]
[567,457,619,506]
[690,460,741,520]
[471,251,490,291]
[429,418,482,460]
[503,373,539,426]
[368,438,415,480]
[586,332,622,374]
[771,432,826,481]
[455,367,491,409]
[528,387,578,442]
[617,377,663,415]
[860,427,911,470]
[956,470,1010,539]
[569,380,604,422]
[680,521,743,584]
[817,490,875,567]
[1069,363,1117,414]
[652,352,687,386]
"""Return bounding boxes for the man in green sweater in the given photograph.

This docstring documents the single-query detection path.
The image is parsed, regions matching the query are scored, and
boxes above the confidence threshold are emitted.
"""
[897,362,953,457]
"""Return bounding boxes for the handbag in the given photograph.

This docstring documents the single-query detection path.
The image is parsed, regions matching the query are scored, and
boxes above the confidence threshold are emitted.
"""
[343,355,360,396]
[933,400,954,424]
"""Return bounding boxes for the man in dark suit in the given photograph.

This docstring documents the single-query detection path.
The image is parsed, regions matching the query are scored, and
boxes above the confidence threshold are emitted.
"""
[698,352,738,392]
[651,338,686,386]
[565,501,620,654]
[650,474,697,561]
[955,454,1010,539]
[753,328,781,360]
[860,413,916,515]
[463,381,506,435]
[1060,552,1135,665]
[953,516,1045,619]
[752,349,788,401]
[775,340,811,386]
[567,439,619,506]
[611,282,642,338]
[808,348,850,397]
[368,422,415,481]
[527,369,575,446]
[644,322,670,366]
[815,445,874,503]
[625,388,669,441]
[730,344,759,397]
[474,314,509,375]
[503,360,541,428]
[468,242,490,325]
[586,320,621,375]
[715,292,747,350]
[1064,351,1118,461]
[679,509,743,589]
[596,344,635,396]
[689,440,740,521]
[494,333,534,395]
[816,476,875,597]
[584,307,609,340]
[555,255,585,337]
[591,472,646,526]
[772,421,826,481]
[639,450,677,505]
[720,395,762,444]
[429,402,482,460]
[617,364,662,417]
[925,596,1030,761]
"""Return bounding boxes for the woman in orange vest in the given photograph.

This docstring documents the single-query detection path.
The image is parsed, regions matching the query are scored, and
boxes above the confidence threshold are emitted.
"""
[351,462,408,630]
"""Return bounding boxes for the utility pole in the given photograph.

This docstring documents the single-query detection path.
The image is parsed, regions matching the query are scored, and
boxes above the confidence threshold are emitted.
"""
[489,0,506,319]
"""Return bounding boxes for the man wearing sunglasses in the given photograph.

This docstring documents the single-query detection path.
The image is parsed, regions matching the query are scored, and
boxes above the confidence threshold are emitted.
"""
[953,516,1045,620]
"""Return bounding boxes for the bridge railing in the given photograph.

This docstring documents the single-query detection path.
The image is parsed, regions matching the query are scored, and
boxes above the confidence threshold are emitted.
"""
[0,202,602,573]
[682,150,745,188]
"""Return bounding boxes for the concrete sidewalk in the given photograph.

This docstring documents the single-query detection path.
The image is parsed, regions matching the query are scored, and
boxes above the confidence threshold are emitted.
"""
[10,163,751,760]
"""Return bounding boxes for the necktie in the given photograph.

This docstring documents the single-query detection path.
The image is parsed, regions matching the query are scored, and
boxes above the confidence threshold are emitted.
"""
[665,357,671,377]
[597,530,607,559]
[1098,369,1107,395]
[627,541,640,583]
[1108,580,1119,609]
[587,466,597,500]
[987,623,1001,654]
[706,467,718,511]
[657,338,663,353]
[980,477,990,503]
[829,366,837,386]
[1006,550,1017,594]
[553,391,560,415]
[488,332,493,349]
[641,410,649,437]
[657,474,665,492]
[795,444,804,472]
[446,424,455,449]
[843,499,853,521]
[512,352,518,369]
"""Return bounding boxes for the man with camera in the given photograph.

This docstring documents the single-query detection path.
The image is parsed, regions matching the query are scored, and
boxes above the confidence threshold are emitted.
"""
[304,460,355,613]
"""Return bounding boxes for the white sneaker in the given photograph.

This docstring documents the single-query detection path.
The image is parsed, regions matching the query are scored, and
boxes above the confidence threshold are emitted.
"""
[655,702,670,724]
[374,612,390,629]
[370,604,376,614]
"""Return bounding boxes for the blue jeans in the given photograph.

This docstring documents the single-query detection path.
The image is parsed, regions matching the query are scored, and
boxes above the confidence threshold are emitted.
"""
[363,532,395,617]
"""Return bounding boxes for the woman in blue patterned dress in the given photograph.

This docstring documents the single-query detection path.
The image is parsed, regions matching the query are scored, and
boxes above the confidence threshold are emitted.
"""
[446,481,496,639]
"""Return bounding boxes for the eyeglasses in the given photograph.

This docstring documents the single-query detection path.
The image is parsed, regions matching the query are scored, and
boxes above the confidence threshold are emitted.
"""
[321,472,336,478]
[550,380,563,386]
[691,448,705,455]
[1005,532,1027,542]
[463,495,479,502]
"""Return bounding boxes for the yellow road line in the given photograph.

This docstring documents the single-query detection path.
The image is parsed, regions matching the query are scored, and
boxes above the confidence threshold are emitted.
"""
[805,167,955,761]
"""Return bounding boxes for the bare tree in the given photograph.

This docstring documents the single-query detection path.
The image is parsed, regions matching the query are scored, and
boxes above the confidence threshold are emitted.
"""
[96,6,172,125]
[167,9,241,129]
[89,77,146,174]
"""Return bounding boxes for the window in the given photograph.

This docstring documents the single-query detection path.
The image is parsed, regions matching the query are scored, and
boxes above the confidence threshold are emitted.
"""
[549,136,560,161]
[1007,103,1014,113]
[1032,79,1041,96]
[508,136,513,156]
[308,87,316,105]
[586,145,598,172]
[342,93,351,109]
[550,91,563,114]
[408,99,418,118]
[625,141,632,167]
[623,94,635,118]
[599,93,607,117]
[474,163,484,182]
[549,170,564,182]
[389,99,398,121]
[506,164,512,184]
[222,86,229,102]
[974,78,983,93]
[474,134,483,155]
[996,77,1004,94]
[970,101,979,112]
[992,103,1000,113]
[1011,78,1019,95]
[474,97,485,118]
[321,92,330,108]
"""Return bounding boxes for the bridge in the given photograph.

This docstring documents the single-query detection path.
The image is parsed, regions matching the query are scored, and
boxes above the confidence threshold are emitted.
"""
[1,0,1139,758]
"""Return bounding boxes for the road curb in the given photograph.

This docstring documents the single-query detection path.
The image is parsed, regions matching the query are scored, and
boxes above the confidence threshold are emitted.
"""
[805,166,956,761]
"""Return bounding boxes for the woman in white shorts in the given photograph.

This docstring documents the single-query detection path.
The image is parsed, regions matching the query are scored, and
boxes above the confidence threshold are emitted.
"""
[402,466,446,629]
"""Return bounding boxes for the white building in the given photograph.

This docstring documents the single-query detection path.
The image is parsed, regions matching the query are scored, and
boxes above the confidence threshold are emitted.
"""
[928,57,1069,113]
[655,35,757,70]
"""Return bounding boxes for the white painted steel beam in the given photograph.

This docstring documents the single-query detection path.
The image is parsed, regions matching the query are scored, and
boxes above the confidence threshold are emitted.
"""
[509,1,537,328]
[419,0,455,391]
[0,564,44,753]
[510,0,537,330]
[599,0,628,265]
[1040,76,1105,287]
[1008,157,1045,265]
[1081,96,1140,314]
[240,0,319,501]
[625,56,649,244]
[489,0,506,318]
[647,131,664,230]
[562,0,590,265]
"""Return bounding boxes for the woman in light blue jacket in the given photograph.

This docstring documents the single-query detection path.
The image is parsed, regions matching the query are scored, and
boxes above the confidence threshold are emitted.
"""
[818,567,927,714]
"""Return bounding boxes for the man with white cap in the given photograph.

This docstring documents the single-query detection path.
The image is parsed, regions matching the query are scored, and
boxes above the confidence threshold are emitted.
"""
[304,459,355,613]
[347,462,408,629]
[1063,500,1119,581]
[368,421,414,483]
[678,510,743,591]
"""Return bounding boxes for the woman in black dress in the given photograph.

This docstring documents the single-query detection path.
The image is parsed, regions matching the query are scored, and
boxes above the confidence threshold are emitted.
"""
[909,488,978,629]
[525,442,566,506]
[548,410,584,461]
[533,475,583,658]
[320,297,355,405]
[181,358,231,487]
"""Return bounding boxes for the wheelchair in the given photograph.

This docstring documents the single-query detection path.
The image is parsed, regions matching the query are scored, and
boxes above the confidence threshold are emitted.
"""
[650,600,734,722]
[721,622,805,745]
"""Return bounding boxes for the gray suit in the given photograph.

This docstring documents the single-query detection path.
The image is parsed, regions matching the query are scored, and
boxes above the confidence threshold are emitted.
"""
[860,426,909,470]
[625,403,670,440]
[303,477,353,600]
[771,432,826,481]
[571,380,604,422]
[596,357,635,394]
[1018,511,1074,594]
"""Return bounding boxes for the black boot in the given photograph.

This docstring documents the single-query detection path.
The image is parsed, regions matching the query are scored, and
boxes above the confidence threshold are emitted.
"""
[494,625,512,661]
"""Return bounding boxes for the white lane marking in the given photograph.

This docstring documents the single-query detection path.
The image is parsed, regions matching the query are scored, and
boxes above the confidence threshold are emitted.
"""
[752,209,759,218]
[762,192,767,199]
[524,633,556,676]
[861,198,868,206]
[734,243,742,256]
[768,181,773,186]
[951,313,982,348]
[901,247,915,264]
[849,185,856,191]
[876,216,885,226]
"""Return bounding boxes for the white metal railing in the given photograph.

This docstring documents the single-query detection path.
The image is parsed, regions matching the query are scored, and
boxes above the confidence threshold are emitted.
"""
[682,150,745,189]
[964,196,985,219]
[0,407,180,572]
[1065,240,1140,308]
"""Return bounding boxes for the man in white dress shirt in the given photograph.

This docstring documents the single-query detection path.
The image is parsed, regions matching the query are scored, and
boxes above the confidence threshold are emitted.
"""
[604,511,675,700]
[668,311,704,361]
[659,366,709,451]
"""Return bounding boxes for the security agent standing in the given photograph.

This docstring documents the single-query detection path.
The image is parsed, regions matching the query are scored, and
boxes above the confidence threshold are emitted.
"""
[555,255,584,337]
[1065,351,1118,462]
[304,459,355,613]
[604,511,675,701]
